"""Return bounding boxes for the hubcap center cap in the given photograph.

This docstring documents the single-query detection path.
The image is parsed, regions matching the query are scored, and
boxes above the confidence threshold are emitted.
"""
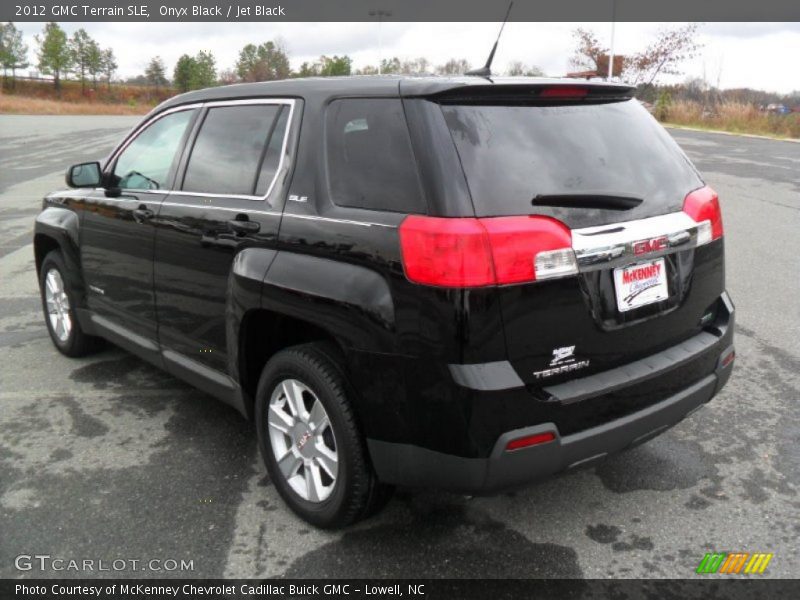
[292,425,315,457]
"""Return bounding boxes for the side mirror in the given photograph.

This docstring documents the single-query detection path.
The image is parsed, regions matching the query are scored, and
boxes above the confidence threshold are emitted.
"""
[66,162,102,188]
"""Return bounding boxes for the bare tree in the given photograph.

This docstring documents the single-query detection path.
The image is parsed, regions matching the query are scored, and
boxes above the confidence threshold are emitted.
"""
[506,61,544,77]
[627,24,702,85]
[569,28,607,74]
[436,58,471,75]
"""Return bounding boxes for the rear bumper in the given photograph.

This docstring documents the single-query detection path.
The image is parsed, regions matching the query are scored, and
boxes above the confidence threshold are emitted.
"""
[367,293,735,493]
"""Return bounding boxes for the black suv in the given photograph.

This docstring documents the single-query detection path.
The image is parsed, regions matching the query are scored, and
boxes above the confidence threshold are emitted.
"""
[35,77,734,528]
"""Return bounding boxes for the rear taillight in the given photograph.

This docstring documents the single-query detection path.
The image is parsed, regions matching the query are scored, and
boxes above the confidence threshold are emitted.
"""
[683,186,723,245]
[399,215,577,288]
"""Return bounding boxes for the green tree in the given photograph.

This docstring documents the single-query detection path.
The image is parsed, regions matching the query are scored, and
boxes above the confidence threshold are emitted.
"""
[296,54,352,77]
[145,56,168,92]
[36,22,72,92]
[86,40,102,88]
[654,90,672,121]
[192,50,216,88]
[379,57,401,74]
[1,22,29,87]
[235,41,290,82]
[173,54,196,92]
[318,55,351,76]
[296,61,317,78]
[69,28,96,94]
[100,47,117,91]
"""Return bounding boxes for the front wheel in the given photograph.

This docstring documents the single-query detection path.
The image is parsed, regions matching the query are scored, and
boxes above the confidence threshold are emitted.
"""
[39,250,99,357]
[255,343,392,528]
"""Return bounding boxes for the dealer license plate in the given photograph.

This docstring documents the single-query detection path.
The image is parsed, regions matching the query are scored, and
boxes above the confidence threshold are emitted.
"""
[613,258,669,312]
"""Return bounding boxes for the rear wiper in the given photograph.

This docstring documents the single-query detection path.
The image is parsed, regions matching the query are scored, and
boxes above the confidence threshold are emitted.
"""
[532,193,643,210]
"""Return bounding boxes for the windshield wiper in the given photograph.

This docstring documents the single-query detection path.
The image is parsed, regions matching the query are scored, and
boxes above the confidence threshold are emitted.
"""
[532,193,643,210]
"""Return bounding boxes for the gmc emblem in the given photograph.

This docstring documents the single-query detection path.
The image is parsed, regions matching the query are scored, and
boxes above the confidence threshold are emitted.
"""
[633,236,668,255]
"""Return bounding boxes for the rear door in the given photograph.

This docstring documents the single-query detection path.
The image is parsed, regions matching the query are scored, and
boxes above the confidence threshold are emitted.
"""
[81,107,198,353]
[153,99,296,375]
[432,89,724,384]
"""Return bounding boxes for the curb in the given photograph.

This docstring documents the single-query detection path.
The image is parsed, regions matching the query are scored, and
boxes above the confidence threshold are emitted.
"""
[664,124,800,144]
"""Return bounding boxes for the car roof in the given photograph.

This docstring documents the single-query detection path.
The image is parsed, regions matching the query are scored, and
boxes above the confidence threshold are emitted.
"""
[154,75,635,113]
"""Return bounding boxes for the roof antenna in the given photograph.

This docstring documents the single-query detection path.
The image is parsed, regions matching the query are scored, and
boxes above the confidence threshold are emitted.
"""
[465,1,514,78]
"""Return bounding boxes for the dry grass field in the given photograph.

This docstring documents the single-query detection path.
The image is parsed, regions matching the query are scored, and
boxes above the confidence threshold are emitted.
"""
[0,94,152,115]
[665,100,800,139]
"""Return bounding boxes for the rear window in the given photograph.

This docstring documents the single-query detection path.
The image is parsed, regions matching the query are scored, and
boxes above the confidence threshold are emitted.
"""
[440,99,702,225]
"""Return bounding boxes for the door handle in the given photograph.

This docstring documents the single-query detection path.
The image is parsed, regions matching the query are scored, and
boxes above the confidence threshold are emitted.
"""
[133,205,154,223]
[227,216,260,235]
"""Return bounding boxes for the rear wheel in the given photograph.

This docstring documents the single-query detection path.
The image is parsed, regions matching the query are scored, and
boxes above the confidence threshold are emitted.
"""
[255,343,392,528]
[39,250,98,357]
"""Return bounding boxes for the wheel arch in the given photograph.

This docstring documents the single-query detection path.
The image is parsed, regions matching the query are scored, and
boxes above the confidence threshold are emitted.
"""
[229,250,396,421]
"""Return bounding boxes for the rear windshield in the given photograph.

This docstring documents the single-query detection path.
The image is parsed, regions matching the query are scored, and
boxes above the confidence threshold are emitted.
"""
[440,99,703,226]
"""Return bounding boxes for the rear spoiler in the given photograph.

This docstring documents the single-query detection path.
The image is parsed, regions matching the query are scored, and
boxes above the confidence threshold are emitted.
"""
[426,84,636,105]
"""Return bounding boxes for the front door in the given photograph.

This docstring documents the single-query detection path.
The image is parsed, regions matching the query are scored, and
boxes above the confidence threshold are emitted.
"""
[153,99,296,376]
[80,107,198,350]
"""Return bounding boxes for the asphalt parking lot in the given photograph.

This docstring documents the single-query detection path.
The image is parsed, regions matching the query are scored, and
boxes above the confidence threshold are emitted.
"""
[0,115,798,579]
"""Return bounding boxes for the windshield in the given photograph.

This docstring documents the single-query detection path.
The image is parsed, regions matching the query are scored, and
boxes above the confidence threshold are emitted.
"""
[440,99,703,227]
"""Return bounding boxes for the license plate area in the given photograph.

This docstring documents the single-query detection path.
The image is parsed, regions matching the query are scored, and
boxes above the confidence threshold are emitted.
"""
[613,258,669,312]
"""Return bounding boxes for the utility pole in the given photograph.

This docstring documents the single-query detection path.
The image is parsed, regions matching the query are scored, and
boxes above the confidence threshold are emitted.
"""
[608,0,616,79]
[369,9,392,75]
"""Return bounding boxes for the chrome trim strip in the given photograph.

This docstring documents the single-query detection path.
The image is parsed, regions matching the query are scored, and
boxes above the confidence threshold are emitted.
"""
[572,211,701,272]
[282,213,397,228]
[156,202,282,216]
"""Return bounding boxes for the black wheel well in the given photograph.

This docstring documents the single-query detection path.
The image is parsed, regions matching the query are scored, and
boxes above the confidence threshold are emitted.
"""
[34,234,61,276]
[239,310,343,417]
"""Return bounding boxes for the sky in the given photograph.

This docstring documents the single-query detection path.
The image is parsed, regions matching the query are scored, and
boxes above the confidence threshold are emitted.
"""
[12,21,800,94]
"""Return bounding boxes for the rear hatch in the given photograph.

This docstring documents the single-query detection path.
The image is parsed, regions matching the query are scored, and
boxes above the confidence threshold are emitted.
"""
[432,84,726,389]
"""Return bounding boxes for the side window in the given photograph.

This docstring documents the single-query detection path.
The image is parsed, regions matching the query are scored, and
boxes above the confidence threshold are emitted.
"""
[326,98,425,213]
[182,104,285,197]
[113,109,195,190]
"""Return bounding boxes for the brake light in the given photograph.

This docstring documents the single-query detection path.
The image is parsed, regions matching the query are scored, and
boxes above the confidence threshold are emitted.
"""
[683,186,723,245]
[539,86,588,98]
[505,431,556,451]
[399,215,576,288]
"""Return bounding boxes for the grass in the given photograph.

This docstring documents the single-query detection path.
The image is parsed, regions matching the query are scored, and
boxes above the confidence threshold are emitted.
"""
[662,100,800,140]
[0,94,154,115]
[0,78,172,115]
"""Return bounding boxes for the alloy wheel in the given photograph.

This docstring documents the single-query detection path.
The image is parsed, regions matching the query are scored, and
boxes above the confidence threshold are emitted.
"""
[267,378,339,502]
[44,268,72,342]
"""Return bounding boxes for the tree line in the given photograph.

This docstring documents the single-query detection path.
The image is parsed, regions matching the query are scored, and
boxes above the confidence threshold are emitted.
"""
[1,22,117,92]
[163,43,544,93]
[2,22,545,95]
[8,21,793,106]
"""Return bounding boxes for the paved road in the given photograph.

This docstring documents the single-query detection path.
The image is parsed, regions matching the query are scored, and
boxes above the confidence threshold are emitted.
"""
[1,116,798,580]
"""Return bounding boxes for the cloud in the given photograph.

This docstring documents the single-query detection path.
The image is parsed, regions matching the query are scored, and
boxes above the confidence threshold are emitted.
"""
[14,21,800,94]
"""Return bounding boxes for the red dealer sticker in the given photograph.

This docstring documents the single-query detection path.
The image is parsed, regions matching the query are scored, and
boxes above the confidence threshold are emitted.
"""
[613,258,669,312]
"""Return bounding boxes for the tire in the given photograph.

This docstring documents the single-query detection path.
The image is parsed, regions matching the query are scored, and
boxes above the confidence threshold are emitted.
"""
[255,342,393,528]
[39,250,99,357]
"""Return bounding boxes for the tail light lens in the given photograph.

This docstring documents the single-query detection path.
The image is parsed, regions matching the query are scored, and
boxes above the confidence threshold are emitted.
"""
[683,186,723,245]
[539,86,588,99]
[399,215,577,288]
[505,431,556,451]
